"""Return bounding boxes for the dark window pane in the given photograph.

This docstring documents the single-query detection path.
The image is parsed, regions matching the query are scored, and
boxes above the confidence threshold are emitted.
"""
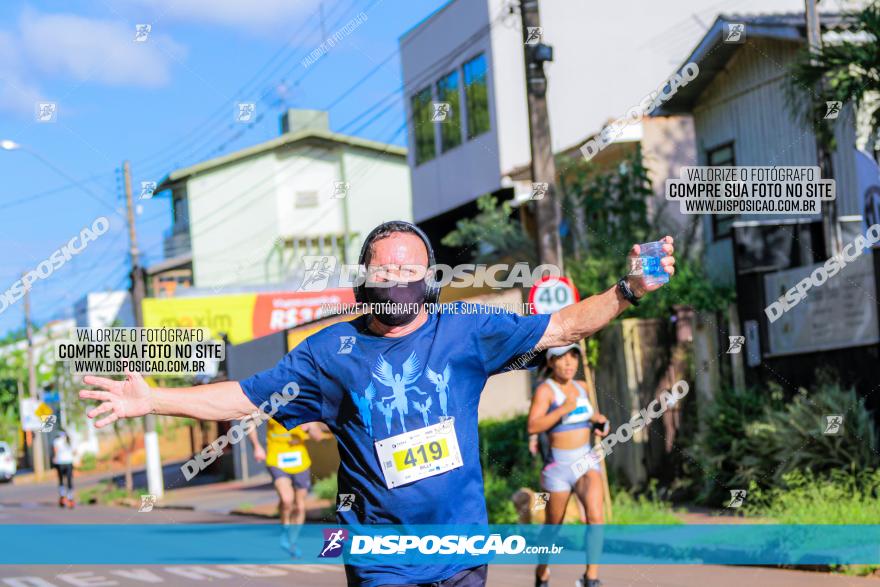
[706,142,736,239]
[411,87,436,165]
[436,70,461,152]
[463,54,490,139]
[734,221,824,274]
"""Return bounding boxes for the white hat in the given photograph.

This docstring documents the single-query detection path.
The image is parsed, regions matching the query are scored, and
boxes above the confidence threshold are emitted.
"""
[546,343,581,359]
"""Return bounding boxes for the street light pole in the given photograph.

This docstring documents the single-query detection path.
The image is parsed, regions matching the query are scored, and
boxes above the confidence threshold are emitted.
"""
[123,161,164,499]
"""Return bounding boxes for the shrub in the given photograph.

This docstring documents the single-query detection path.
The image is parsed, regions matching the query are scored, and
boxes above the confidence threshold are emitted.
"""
[312,473,338,501]
[478,415,542,523]
[738,384,877,486]
[478,414,536,478]
[692,382,877,503]
[691,383,784,502]
[483,469,520,524]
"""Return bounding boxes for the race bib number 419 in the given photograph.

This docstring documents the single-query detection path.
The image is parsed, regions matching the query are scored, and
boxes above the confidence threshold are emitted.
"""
[374,418,462,489]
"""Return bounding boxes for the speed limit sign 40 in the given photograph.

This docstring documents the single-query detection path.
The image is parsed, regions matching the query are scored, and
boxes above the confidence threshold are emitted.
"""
[528,275,580,314]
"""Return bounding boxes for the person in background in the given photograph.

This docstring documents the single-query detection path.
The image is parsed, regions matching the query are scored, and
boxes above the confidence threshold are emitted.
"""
[527,344,609,587]
[248,419,322,556]
[529,430,588,523]
[52,429,75,509]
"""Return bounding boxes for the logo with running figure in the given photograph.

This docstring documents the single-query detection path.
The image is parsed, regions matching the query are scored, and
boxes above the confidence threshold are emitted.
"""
[319,528,348,558]
[349,353,455,438]
[337,493,355,512]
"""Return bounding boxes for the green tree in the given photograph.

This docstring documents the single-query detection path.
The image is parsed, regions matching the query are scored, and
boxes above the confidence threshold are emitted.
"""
[441,194,536,265]
[786,2,880,154]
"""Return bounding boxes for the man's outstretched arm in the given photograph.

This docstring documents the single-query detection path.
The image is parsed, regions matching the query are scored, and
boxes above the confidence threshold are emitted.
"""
[538,237,675,349]
[79,372,257,428]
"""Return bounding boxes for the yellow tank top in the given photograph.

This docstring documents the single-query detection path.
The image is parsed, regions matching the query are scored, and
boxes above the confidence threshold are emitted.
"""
[265,419,311,473]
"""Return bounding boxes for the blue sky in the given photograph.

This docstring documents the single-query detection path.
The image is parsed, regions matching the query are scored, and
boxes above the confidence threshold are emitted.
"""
[0,0,447,337]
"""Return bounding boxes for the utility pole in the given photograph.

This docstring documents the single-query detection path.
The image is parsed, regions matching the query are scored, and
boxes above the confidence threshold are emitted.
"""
[805,0,842,256]
[519,0,563,271]
[518,0,613,520]
[123,161,164,498]
[23,275,45,476]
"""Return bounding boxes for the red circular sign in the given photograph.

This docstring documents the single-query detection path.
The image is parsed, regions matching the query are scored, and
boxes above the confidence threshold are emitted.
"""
[528,275,580,315]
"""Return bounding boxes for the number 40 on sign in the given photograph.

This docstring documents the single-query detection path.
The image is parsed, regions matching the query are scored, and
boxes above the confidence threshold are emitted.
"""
[528,275,580,315]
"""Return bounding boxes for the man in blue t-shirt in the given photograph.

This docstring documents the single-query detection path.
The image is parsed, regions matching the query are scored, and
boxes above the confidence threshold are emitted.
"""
[79,221,675,587]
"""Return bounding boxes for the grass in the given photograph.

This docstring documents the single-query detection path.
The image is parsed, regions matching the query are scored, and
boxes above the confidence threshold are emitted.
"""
[741,470,880,577]
[80,482,139,506]
[609,490,683,525]
[78,453,97,472]
[744,470,880,524]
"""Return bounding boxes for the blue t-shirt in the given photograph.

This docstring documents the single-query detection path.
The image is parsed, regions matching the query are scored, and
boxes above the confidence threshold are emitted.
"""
[240,302,550,586]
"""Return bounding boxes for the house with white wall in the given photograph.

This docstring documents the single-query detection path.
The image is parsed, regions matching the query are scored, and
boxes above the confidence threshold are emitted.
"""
[151,109,412,291]
[398,0,816,258]
[654,12,879,396]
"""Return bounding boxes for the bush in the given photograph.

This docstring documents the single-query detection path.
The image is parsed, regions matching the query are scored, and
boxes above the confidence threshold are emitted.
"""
[478,415,541,523]
[739,384,877,485]
[483,469,520,523]
[312,473,338,501]
[691,384,784,502]
[478,414,535,477]
[692,382,877,503]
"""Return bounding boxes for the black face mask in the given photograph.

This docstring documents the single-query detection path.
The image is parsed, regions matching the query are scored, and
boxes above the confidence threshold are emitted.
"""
[363,278,428,326]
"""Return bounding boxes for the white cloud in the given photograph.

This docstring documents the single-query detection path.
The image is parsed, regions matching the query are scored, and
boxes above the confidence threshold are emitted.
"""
[18,8,184,88]
[120,0,320,32]
[0,31,44,115]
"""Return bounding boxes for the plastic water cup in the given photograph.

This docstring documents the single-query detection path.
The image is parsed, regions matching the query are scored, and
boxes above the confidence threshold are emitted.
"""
[636,241,669,287]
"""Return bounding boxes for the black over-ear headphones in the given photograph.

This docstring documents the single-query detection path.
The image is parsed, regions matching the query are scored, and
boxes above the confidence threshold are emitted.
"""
[354,220,441,305]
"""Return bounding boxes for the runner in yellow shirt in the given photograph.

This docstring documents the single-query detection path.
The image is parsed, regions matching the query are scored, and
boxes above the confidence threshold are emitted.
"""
[248,419,322,556]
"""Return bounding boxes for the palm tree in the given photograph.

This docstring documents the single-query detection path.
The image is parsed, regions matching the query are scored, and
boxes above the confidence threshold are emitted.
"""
[786,3,880,155]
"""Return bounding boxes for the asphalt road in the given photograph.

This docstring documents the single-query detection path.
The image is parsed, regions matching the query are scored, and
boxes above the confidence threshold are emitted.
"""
[0,484,873,586]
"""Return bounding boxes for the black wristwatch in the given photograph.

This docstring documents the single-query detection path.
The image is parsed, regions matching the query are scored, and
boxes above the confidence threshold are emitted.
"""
[617,277,640,306]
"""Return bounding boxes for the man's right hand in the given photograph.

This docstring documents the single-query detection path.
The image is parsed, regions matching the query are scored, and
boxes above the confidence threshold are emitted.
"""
[79,372,153,428]
[253,444,266,462]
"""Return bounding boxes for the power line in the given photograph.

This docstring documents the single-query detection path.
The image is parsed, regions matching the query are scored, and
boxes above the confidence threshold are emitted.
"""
[134,0,367,178]
[135,5,506,262]
[0,170,118,212]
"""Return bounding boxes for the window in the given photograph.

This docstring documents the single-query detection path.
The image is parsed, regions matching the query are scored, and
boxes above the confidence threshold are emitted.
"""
[436,70,461,152]
[172,189,189,232]
[706,142,735,239]
[295,190,318,208]
[411,87,436,165]
[463,53,490,139]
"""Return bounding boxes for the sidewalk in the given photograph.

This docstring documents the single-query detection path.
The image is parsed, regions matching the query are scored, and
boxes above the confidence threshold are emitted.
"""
[158,473,333,521]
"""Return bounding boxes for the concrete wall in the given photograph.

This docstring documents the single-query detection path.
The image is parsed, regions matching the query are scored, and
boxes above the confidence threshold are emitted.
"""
[186,143,410,288]
[74,291,134,328]
[400,0,501,222]
[188,151,281,288]
[342,147,414,261]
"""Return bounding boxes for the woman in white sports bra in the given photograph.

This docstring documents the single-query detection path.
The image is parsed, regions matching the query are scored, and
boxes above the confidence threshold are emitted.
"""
[527,343,608,587]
